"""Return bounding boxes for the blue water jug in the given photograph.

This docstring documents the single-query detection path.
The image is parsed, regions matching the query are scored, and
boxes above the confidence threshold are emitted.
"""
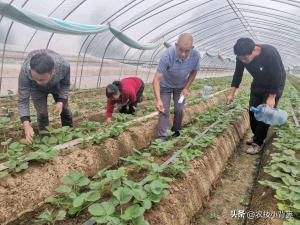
[249,104,288,126]
[202,85,212,97]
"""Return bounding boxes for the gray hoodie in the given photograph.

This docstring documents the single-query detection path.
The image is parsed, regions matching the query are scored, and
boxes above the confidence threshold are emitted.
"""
[18,49,70,123]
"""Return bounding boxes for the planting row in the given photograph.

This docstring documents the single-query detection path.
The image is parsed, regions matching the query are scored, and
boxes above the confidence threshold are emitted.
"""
[0,76,235,136]
[259,82,300,225]
[29,90,250,225]
[0,86,234,224]
[0,82,237,180]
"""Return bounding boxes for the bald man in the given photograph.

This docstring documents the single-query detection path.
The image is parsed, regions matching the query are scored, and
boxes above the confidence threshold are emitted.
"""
[153,33,200,141]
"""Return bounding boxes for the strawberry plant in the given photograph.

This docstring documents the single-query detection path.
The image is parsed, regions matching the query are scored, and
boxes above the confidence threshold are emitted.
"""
[259,83,300,224]
[165,157,188,177]
[35,86,251,225]
[34,209,66,225]
[113,114,133,122]
[121,150,155,172]
[0,126,86,179]
[42,166,171,225]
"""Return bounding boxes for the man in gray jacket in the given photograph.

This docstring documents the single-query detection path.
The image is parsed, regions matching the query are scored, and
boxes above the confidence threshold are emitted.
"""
[153,33,200,141]
[18,49,73,144]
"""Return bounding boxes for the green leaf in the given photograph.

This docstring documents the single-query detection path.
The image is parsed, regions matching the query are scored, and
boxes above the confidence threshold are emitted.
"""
[16,162,28,172]
[132,188,147,201]
[113,187,133,204]
[282,176,298,186]
[0,171,8,179]
[73,193,87,207]
[133,216,150,225]
[4,160,17,169]
[37,209,54,222]
[88,202,115,217]
[121,204,145,221]
[148,193,163,203]
[291,190,300,201]
[1,138,12,146]
[61,171,89,186]
[78,176,90,186]
[106,217,123,225]
[290,186,300,194]
[63,134,73,142]
[93,215,110,224]
[45,197,66,204]
[105,168,126,180]
[60,198,73,206]
[293,201,300,210]
[42,136,49,144]
[68,192,77,199]
[277,203,290,211]
[258,180,285,190]
[39,130,50,135]
[0,152,7,160]
[9,142,23,150]
[275,187,291,201]
[55,185,72,194]
[55,210,66,221]
[68,206,81,215]
[294,143,300,150]
[142,199,152,210]
[42,149,58,159]
[89,181,102,190]
[150,180,168,195]
[25,152,40,161]
[48,136,58,145]
[85,191,101,202]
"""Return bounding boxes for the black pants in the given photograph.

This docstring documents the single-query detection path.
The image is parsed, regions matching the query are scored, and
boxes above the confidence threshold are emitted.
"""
[31,90,73,130]
[249,92,281,146]
[119,81,144,114]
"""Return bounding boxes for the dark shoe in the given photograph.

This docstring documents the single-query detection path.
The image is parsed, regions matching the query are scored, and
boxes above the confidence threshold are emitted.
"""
[171,131,180,138]
[128,106,136,114]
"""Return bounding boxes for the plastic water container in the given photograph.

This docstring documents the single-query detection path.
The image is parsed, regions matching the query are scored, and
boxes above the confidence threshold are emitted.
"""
[202,85,212,97]
[178,95,185,104]
[250,104,288,126]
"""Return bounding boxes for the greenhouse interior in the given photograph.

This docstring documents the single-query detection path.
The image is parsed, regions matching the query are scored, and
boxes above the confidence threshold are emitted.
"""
[0,0,300,225]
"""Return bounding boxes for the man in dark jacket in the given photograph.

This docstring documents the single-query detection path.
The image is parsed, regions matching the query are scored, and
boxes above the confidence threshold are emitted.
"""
[226,38,286,154]
[18,49,73,144]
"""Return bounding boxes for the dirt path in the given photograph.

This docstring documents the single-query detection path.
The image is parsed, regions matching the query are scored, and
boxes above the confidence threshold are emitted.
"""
[245,135,285,225]
[191,128,286,225]
[191,129,260,225]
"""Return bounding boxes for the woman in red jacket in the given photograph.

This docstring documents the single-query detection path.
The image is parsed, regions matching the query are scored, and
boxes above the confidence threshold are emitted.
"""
[105,77,144,121]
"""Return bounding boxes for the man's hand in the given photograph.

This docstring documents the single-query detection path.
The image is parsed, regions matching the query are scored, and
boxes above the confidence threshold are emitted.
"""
[23,121,34,144]
[226,87,237,105]
[226,93,234,105]
[266,95,276,108]
[106,117,112,123]
[181,88,189,97]
[55,102,63,114]
[156,99,165,113]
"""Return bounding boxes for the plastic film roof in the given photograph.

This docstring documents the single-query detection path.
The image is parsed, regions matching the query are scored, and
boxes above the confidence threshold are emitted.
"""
[0,0,299,95]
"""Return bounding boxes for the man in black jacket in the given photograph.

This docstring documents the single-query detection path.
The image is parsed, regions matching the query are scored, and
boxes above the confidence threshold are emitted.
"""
[226,38,286,154]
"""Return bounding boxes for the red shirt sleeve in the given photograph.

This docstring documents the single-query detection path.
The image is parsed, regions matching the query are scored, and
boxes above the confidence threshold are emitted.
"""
[106,99,114,118]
